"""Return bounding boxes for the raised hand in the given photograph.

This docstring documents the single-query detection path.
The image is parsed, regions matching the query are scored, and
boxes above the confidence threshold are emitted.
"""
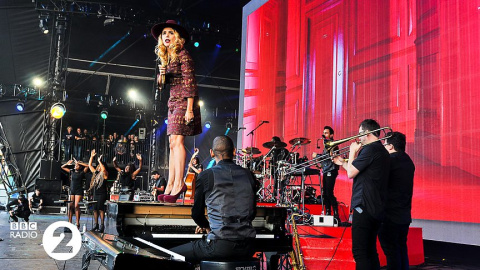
[136,153,142,160]
[112,156,116,162]
[91,149,96,157]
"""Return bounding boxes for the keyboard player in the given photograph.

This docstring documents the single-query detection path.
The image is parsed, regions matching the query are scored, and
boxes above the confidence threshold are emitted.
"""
[171,135,257,263]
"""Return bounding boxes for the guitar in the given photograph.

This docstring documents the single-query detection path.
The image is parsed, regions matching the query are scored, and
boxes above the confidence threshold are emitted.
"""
[184,148,199,200]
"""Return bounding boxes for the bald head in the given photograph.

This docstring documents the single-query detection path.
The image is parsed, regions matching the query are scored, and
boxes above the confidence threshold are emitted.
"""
[212,135,235,160]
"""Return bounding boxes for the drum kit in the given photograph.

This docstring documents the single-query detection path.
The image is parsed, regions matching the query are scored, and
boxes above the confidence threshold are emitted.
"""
[236,137,315,205]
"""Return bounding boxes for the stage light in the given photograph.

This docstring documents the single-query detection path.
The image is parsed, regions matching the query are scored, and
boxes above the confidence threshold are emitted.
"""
[50,102,66,119]
[135,112,142,121]
[216,43,221,48]
[16,102,25,112]
[39,19,48,34]
[205,121,211,129]
[33,77,44,87]
[128,89,138,100]
[164,118,168,125]
[198,100,204,107]
[194,42,200,47]
[100,109,108,120]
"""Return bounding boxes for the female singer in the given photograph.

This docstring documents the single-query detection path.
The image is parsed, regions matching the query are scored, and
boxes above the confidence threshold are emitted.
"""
[152,20,202,203]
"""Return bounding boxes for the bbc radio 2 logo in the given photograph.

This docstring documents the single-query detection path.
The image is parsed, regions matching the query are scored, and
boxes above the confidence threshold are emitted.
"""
[10,222,38,238]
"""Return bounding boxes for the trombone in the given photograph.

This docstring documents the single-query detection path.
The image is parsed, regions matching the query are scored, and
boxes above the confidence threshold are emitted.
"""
[280,127,393,175]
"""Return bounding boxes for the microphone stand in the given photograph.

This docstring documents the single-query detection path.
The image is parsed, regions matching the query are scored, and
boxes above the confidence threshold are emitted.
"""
[246,121,268,169]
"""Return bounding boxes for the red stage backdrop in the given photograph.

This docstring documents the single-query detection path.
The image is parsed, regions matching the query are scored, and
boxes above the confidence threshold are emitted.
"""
[241,0,480,224]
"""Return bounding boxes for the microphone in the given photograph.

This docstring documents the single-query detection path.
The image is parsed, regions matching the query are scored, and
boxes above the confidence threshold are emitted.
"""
[237,127,246,131]
[321,135,326,139]
[262,121,270,123]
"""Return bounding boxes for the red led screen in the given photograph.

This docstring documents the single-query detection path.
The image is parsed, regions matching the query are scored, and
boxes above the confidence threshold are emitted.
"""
[242,0,480,224]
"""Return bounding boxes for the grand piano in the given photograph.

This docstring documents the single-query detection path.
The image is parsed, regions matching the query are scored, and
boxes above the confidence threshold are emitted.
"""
[82,201,292,269]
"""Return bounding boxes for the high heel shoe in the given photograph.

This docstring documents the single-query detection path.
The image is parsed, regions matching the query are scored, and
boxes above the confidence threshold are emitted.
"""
[163,185,187,203]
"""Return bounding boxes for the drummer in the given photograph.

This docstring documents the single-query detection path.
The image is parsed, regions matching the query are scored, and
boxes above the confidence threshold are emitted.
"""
[270,136,289,165]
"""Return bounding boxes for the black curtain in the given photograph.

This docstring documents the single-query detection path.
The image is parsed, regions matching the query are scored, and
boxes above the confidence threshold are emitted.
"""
[0,99,44,191]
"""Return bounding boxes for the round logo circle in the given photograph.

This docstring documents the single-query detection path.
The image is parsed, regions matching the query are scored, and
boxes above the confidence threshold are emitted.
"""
[42,221,82,260]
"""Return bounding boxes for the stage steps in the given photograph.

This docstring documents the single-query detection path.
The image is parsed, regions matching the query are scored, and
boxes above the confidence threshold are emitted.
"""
[297,226,424,269]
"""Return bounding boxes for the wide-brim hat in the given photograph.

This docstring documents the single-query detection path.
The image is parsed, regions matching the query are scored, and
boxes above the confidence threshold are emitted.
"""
[151,20,189,43]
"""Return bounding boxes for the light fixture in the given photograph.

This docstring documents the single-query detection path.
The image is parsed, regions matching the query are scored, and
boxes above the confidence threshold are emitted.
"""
[33,77,44,87]
[128,89,138,100]
[198,100,204,107]
[16,102,25,112]
[100,109,108,120]
[50,102,66,119]
[194,41,200,47]
[205,121,211,129]
[164,118,168,125]
[39,19,48,34]
[215,43,221,48]
[135,112,142,121]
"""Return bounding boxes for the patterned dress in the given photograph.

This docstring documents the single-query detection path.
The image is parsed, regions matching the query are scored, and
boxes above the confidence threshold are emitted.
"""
[164,48,202,136]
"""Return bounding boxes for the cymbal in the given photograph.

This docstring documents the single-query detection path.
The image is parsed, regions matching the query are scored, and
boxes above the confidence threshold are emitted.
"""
[289,137,311,145]
[262,141,287,149]
[242,147,261,155]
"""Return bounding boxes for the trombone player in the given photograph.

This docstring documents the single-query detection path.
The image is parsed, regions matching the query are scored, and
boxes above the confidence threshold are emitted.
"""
[333,119,390,270]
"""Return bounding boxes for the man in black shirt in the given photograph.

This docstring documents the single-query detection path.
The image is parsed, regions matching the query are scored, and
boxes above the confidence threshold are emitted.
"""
[171,135,257,263]
[379,132,415,270]
[29,188,43,213]
[334,119,390,270]
[314,126,340,221]
[7,195,31,222]
[151,171,167,199]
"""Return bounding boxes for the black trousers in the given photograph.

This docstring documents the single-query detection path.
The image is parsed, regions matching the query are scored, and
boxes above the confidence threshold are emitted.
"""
[322,171,338,213]
[171,238,255,264]
[10,211,30,222]
[352,208,381,270]
[378,218,410,270]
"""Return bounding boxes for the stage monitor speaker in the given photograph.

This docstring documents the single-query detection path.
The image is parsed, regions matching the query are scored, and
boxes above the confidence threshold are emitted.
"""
[139,128,146,140]
[40,160,62,180]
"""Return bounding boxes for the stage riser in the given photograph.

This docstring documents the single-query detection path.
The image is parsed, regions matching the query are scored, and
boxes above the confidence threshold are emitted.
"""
[297,226,424,269]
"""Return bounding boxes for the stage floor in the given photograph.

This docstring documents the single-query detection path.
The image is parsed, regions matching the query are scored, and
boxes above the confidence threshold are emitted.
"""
[0,211,478,270]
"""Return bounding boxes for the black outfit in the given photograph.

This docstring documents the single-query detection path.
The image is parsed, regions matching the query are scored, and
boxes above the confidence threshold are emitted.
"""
[31,194,43,208]
[319,139,340,217]
[379,151,415,270]
[64,131,74,160]
[171,159,257,263]
[188,163,203,176]
[70,169,85,196]
[7,198,31,222]
[119,171,134,190]
[91,172,108,211]
[350,141,390,270]
[154,177,167,195]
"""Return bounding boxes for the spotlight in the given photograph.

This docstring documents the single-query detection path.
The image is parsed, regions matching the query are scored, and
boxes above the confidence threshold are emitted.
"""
[226,122,232,129]
[39,19,49,34]
[198,100,204,107]
[50,102,66,119]
[194,41,200,47]
[33,77,44,87]
[100,109,108,120]
[135,112,142,121]
[164,118,168,125]
[128,89,138,100]
[205,121,211,129]
[215,43,221,48]
[16,102,25,112]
